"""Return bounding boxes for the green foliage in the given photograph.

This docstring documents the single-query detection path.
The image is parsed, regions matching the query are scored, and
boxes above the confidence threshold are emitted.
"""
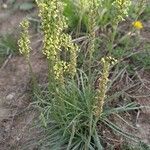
[141,4,150,21]
[112,48,126,58]
[128,0,149,20]
[0,34,18,64]
[34,69,142,149]
[63,0,79,30]
[131,50,150,70]
[0,34,18,55]
[34,71,100,149]
[63,0,132,32]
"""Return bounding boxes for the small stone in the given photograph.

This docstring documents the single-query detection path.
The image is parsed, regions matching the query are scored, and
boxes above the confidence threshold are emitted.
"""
[16,137,20,141]
[136,124,140,128]
[6,93,15,100]
[2,4,8,9]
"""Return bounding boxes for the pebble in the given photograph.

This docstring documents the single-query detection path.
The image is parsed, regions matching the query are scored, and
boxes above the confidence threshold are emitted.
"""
[2,4,8,9]
[6,93,15,100]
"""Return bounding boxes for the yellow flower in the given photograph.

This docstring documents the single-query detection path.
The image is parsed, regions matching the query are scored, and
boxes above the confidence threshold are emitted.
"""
[18,19,31,59]
[132,21,143,29]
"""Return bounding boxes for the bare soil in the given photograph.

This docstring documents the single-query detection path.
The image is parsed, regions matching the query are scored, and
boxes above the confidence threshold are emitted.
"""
[0,2,48,149]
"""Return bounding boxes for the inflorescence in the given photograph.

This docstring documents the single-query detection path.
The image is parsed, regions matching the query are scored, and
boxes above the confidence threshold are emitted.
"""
[36,0,78,82]
[18,19,31,59]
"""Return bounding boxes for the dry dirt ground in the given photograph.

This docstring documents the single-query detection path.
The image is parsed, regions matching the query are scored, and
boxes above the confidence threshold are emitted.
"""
[0,1,48,149]
[0,1,150,150]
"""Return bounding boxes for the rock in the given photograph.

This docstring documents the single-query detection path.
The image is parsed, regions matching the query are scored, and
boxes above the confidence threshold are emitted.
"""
[2,3,8,9]
[6,93,15,100]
